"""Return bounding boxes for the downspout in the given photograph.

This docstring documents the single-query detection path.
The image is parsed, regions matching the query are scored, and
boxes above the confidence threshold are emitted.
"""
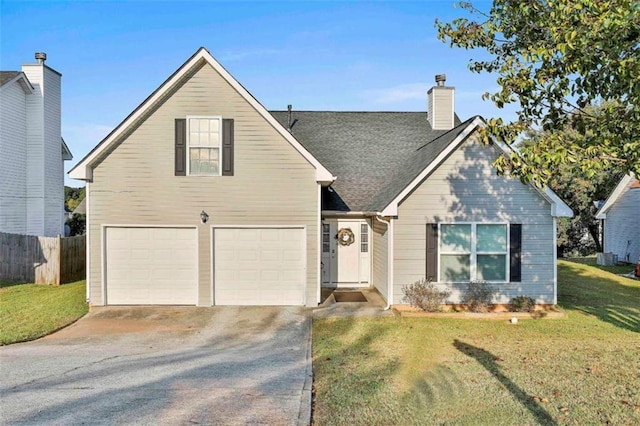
[85,181,90,303]
[374,215,393,311]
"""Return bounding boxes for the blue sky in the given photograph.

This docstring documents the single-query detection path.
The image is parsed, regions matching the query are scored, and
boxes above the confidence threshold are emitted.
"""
[1,0,514,187]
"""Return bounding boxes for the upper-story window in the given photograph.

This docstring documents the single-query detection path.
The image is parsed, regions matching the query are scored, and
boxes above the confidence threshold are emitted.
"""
[188,116,221,176]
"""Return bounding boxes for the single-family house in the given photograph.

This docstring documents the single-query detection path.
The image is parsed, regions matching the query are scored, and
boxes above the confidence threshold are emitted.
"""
[0,53,73,237]
[69,47,572,307]
[596,173,640,264]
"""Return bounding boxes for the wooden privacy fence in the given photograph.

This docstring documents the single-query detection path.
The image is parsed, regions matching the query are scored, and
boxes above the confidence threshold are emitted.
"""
[0,232,86,285]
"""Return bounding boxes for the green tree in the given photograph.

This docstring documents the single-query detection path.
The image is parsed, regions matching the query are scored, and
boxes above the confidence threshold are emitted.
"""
[64,186,85,211]
[521,107,623,254]
[437,1,640,186]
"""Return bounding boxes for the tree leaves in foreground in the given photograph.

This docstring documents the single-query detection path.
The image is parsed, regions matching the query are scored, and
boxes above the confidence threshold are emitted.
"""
[521,109,623,254]
[437,0,640,186]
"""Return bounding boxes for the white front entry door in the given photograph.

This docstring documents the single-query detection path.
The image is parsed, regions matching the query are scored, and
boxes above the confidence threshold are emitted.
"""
[322,219,370,287]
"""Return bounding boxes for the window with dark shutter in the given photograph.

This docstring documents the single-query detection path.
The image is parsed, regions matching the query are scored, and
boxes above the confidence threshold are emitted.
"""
[222,119,234,176]
[509,224,522,282]
[175,119,186,176]
[425,223,438,281]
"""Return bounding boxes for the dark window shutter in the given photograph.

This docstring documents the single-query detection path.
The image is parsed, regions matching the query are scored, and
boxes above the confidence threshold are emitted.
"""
[426,223,438,281]
[222,119,234,176]
[175,119,186,176]
[510,224,522,282]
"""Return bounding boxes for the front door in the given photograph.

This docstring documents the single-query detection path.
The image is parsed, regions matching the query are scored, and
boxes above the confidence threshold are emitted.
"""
[321,219,370,287]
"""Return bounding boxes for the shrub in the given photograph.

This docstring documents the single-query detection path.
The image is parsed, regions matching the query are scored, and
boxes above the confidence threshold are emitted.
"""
[509,296,536,312]
[402,278,450,312]
[462,281,495,312]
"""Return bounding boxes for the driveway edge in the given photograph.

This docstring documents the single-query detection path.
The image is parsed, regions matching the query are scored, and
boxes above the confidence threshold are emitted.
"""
[297,310,313,426]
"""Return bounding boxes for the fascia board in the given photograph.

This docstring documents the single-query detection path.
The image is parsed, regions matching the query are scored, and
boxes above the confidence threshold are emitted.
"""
[595,173,635,219]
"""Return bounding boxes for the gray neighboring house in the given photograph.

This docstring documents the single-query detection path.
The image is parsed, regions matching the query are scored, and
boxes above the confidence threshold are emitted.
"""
[0,53,73,237]
[69,47,572,308]
[596,173,640,264]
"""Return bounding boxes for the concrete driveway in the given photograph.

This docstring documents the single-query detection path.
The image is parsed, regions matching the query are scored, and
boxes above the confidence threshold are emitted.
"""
[0,306,312,425]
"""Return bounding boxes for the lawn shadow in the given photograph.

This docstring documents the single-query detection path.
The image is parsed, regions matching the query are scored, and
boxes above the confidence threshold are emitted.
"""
[558,261,640,333]
[312,317,401,422]
[453,339,556,426]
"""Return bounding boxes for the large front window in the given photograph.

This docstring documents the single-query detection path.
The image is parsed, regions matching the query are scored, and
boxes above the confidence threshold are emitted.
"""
[188,116,221,175]
[439,223,507,282]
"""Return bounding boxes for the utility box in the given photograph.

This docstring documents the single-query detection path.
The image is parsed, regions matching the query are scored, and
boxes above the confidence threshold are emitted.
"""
[596,252,618,266]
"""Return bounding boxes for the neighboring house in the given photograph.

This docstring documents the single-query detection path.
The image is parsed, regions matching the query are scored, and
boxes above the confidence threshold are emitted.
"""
[596,173,640,264]
[0,53,73,237]
[69,47,572,307]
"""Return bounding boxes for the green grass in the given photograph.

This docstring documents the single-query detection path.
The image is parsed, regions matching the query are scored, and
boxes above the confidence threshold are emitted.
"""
[312,260,640,425]
[0,281,88,345]
[564,256,638,276]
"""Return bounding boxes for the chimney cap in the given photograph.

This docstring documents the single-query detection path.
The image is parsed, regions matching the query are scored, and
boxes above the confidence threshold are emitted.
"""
[435,74,446,86]
[35,52,47,64]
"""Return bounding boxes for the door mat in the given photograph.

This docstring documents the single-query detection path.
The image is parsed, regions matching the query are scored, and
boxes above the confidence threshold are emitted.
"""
[334,291,368,303]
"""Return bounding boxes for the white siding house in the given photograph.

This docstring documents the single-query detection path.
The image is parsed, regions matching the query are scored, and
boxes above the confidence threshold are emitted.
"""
[596,174,640,264]
[0,53,72,237]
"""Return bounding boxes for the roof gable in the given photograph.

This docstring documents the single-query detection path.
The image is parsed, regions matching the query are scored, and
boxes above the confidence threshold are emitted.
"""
[596,173,638,219]
[0,71,33,93]
[69,48,333,182]
[377,116,573,217]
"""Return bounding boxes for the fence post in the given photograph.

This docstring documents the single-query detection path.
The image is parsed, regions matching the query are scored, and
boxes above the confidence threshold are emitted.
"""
[56,234,62,286]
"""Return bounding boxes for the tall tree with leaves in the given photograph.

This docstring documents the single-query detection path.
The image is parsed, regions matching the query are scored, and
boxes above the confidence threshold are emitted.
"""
[521,105,623,254]
[437,0,640,186]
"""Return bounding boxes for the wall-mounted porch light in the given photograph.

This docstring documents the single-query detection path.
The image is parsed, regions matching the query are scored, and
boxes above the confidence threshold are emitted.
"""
[200,210,209,224]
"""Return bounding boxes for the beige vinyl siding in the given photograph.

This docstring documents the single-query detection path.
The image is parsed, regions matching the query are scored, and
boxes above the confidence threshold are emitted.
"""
[393,135,555,304]
[0,81,28,234]
[88,62,318,306]
[371,218,389,302]
[603,184,640,264]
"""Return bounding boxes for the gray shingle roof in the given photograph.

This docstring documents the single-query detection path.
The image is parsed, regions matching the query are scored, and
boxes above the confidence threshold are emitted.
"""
[270,110,469,212]
[0,71,21,87]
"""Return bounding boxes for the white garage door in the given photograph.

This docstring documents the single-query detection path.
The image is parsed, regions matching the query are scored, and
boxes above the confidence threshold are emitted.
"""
[105,227,198,305]
[214,227,306,305]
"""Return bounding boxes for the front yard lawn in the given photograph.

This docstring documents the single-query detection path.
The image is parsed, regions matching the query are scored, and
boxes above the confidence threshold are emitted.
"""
[0,280,88,345]
[313,260,640,425]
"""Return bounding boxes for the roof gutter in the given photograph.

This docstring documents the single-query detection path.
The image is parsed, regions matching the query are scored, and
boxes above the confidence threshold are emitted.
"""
[374,214,393,311]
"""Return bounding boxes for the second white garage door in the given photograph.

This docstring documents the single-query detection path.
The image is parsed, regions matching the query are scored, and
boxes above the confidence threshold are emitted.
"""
[213,227,306,305]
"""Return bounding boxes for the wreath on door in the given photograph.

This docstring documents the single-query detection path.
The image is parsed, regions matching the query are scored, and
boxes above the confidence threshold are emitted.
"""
[336,228,355,246]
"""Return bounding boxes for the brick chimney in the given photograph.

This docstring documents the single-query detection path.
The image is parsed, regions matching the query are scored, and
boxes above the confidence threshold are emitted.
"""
[427,74,455,130]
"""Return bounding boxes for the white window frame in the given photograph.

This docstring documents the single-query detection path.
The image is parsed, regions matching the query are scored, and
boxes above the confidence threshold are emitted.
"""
[360,223,369,253]
[186,115,222,176]
[322,223,331,253]
[438,222,509,283]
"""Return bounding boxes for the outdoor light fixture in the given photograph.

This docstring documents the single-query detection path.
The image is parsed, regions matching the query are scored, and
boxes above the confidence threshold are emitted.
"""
[200,210,209,224]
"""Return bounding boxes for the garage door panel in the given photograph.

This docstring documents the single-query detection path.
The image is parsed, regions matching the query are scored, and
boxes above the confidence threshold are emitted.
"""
[214,227,305,306]
[106,227,198,305]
